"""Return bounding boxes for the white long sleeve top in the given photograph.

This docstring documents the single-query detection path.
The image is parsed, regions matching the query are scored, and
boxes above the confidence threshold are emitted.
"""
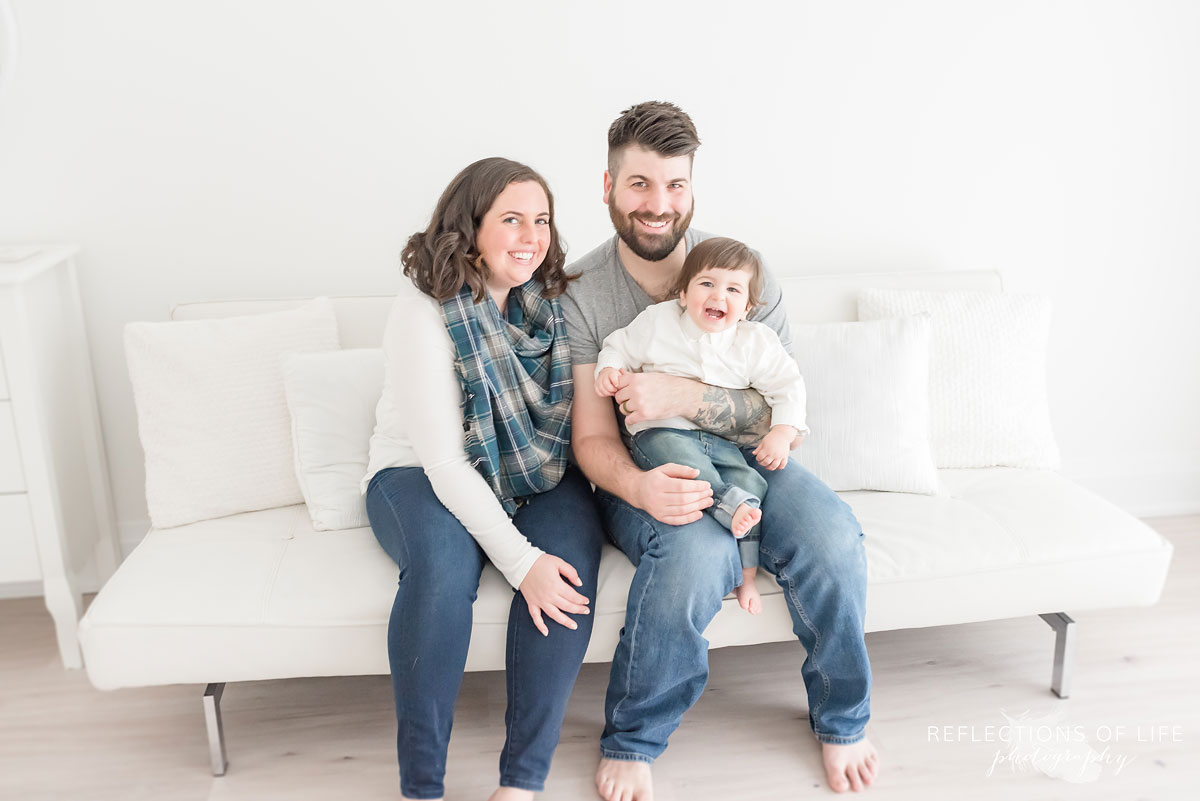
[595,300,810,437]
[361,283,543,589]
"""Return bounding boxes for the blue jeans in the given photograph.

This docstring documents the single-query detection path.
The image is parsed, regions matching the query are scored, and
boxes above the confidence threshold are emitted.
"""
[630,428,768,568]
[366,464,605,798]
[596,456,870,761]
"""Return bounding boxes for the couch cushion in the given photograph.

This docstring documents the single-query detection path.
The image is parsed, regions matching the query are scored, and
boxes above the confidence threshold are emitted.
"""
[282,349,384,531]
[857,289,1060,470]
[79,470,1172,689]
[791,315,938,493]
[125,299,340,528]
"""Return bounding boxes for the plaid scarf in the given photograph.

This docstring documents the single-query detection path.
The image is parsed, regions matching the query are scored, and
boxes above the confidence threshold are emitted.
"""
[439,280,573,515]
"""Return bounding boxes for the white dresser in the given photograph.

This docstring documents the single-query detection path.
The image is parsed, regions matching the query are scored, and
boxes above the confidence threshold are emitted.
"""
[0,245,119,668]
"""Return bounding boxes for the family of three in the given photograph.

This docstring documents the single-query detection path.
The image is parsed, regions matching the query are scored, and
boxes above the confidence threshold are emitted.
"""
[362,101,879,801]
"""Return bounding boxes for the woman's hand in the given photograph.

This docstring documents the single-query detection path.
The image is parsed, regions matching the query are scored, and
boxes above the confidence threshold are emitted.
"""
[518,554,591,636]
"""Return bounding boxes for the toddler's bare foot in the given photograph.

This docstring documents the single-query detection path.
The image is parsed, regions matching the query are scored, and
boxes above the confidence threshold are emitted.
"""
[822,737,879,792]
[730,503,761,538]
[596,758,654,801]
[489,788,534,801]
[736,566,762,614]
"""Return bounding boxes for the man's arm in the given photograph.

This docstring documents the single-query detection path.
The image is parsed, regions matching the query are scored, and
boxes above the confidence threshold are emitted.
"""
[617,260,798,446]
[693,383,774,446]
[571,364,713,524]
[614,374,773,446]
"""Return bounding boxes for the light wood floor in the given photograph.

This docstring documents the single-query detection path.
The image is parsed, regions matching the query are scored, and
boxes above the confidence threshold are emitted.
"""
[2,516,1196,801]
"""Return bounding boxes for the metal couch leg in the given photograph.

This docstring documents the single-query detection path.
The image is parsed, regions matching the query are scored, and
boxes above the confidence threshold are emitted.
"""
[203,683,229,776]
[1039,613,1076,699]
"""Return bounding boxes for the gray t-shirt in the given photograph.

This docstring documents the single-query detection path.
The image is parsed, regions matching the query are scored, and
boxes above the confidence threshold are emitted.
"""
[560,228,794,365]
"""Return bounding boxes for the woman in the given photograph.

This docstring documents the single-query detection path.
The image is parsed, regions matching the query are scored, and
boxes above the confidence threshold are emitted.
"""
[363,157,605,801]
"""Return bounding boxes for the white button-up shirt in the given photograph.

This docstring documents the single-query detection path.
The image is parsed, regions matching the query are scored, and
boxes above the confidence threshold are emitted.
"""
[596,300,809,437]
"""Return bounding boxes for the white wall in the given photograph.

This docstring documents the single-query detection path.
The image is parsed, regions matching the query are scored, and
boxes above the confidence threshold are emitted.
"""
[1,0,1197,549]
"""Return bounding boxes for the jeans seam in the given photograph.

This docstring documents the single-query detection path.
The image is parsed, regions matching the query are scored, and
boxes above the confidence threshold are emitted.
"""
[607,516,658,734]
[501,605,520,782]
[763,546,832,723]
[372,484,422,784]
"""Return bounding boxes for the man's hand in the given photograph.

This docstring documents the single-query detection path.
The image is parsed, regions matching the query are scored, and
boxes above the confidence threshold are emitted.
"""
[518,554,591,636]
[595,367,623,397]
[752,425,797,471]
[614,372,701,426]
[633,463,714,525]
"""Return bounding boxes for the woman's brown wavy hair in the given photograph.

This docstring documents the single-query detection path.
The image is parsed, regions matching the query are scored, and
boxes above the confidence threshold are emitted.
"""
[401,157,573,302]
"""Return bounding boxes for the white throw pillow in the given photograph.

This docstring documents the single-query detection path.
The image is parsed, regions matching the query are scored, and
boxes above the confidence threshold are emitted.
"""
[857,288,1060,470]
[125,298,340,528]
[282,349,383,531]
[792,315,939,494]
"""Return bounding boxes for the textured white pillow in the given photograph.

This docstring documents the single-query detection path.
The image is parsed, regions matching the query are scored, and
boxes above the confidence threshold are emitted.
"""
[792,315,939,494]
[125,298,340,528]
[857,288,1060,470]
[282,349,383,531]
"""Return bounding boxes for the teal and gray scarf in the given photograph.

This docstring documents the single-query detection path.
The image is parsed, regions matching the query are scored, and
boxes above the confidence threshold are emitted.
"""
[439,280,573,515]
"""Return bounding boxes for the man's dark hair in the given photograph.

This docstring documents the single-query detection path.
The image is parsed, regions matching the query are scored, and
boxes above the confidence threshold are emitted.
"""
[607,101,701,178]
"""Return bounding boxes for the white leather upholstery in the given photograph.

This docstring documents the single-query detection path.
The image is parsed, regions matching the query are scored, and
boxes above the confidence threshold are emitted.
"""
[79,269,1173,690]
[78,467,1172,689]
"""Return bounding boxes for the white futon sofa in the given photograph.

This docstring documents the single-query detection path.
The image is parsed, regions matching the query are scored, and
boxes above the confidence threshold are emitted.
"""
[77,270,1174,776]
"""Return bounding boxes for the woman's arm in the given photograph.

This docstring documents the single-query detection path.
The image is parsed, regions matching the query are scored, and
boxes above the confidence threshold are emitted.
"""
[384,291,544,589]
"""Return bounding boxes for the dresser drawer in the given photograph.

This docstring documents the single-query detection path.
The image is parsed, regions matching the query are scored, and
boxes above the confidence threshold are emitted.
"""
[0,494,41,583]
[0,402,26,492]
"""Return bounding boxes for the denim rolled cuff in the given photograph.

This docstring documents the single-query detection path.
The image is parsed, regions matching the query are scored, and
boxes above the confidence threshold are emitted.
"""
[738,534,761,569]
[813,729,868,746]
[712,484,759,531]
[599,749,656,764]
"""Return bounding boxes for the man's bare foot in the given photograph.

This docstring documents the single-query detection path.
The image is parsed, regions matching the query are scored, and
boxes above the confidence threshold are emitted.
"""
[730,503,761,538]
[736,566,762,614]
[489,788,534,801]
[822,738,879,792]
[596,758,654,801]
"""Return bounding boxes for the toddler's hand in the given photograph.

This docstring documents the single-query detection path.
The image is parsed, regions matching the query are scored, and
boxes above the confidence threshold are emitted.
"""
[753,426,794,471]
[595,367,623,397]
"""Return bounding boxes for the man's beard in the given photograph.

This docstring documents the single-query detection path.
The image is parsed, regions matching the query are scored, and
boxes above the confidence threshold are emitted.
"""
[608,191,694,262]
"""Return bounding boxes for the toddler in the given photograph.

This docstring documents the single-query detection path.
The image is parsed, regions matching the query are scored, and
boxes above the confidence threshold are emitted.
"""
[595,237,807,614]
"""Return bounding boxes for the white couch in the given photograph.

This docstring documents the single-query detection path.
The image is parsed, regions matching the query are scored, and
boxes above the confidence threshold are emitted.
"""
[77,270,1174,776]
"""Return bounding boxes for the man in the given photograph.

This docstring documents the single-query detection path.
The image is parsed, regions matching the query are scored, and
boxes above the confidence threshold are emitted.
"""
[560,101,879,799]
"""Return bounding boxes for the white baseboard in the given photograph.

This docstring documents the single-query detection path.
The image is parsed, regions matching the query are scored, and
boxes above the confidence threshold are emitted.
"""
[0,573,106,600]
[0,521,149,600]
[0,580,45,600]
[1065,468,1200,520]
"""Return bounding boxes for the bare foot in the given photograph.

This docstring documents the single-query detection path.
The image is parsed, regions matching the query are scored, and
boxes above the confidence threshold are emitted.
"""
[736,566,762,614]
[822,738,879,792]
[730,503,761,538]
[595,758,654,801]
